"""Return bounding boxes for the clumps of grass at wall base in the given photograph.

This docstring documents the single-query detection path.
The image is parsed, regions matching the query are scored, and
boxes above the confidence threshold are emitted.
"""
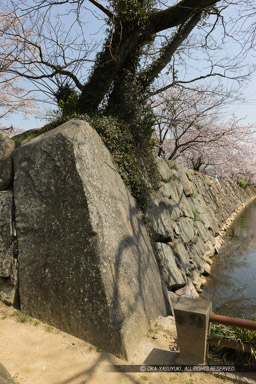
[209,323,256,366]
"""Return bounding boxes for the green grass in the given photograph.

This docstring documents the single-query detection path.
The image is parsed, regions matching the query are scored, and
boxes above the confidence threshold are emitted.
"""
[13,372,21,384]
[171,162,179,171]
[44,325,53,332]
[209,323,256,366]
[185,172,192,181]
[170,175,181,182]
[148,327,158,335]
[192,209,202,222]
[14,313,32,323]
[237,179,248,189]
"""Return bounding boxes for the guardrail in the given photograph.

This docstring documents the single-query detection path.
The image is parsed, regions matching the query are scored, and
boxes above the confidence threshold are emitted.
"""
[209,313,256,330]
[208,313,256,353]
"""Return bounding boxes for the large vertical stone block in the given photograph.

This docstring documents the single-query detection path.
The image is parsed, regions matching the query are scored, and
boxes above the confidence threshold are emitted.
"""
[0,191,17,305]
[13,119,167,359]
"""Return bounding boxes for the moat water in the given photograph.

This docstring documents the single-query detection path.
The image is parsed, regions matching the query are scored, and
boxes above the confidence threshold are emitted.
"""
[201,198,256,319]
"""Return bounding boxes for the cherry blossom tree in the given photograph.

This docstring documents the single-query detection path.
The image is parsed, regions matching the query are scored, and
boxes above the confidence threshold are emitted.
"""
[153,86,256,183]
[0,74,37,132]
[153,85,235,159]
[0,10,37,132]
[0,0,256,131]
[178,127,256,183]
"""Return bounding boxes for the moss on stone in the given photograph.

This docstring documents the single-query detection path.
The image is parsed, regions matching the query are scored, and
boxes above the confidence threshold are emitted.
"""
[84,114,160,211]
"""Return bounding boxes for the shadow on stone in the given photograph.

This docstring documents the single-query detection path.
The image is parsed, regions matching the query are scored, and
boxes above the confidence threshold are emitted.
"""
[0,363,15,384]
[143,348,179,365]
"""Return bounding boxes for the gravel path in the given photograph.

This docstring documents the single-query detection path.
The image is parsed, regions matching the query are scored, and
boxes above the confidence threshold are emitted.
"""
[0,302,255,384]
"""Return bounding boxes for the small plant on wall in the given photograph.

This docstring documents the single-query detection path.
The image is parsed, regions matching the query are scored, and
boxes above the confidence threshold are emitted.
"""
[237,179,248,189]
[192,209,202,222]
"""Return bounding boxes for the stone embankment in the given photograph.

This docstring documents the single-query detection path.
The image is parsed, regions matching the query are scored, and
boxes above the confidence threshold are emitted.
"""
[0,120,255,359]
[146,157,256,302]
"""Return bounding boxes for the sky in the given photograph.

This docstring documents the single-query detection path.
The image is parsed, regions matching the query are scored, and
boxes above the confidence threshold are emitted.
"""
[1,0,256,131]
[224,78,256,126]
[5,81,256,131]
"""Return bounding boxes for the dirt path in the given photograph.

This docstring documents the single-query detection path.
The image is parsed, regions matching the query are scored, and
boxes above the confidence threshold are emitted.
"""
[0,302,255,384]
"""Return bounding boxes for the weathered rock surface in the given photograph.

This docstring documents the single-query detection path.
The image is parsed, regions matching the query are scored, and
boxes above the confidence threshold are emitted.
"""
[155,243,187,289]
[0,191,17,305]
[146,157,256,299]
[0,192,13,277]
[0,363,15,384]
[13,119,168,359]
[0,132,15,190]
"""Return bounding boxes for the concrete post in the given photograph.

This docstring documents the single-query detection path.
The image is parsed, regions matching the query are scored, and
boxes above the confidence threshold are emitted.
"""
[173,297,212,365]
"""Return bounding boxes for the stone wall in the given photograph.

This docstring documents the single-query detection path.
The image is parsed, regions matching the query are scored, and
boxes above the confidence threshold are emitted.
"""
[0,120,255,358]
[0,132,18,306]
[146,157,256,301]
[0,190,18,305]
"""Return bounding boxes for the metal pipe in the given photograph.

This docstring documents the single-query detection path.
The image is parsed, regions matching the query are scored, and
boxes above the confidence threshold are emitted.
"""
[208,337,253,353]
[210,313,256,330]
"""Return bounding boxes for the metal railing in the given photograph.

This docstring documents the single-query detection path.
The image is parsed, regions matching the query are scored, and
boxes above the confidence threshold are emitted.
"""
[208,313,256,353]
[209,313,256,330]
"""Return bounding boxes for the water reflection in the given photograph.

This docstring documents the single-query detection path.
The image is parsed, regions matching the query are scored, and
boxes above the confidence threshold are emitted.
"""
[201,199,256,319]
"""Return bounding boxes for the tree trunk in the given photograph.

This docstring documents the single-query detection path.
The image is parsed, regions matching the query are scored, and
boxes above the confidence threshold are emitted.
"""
[77,0,219,114]
[77,28,141,114]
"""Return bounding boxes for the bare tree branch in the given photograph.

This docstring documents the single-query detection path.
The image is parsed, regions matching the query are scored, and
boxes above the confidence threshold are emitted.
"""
[88,0,115,20]
[149,70,252,96]
[139,11,203,90]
